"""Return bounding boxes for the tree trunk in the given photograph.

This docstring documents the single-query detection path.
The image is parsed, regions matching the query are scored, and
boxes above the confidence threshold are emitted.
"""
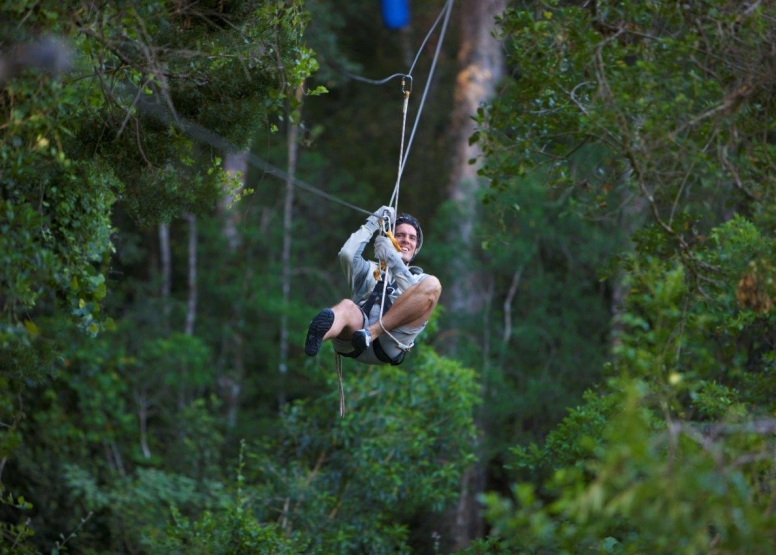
[159,222,171,330]
[278,85,304,409]
[145,222,172,454]
[184,213,197,337]
[219,151,249,428]
[445,0,506,551]
[135,389,152,460]
[446,0,506,315]
[221,151,248,251]
[610,193,648,349]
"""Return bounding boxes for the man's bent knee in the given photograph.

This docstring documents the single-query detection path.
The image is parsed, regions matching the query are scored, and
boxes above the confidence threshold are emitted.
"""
[409,276,441,327]
[416,275,441,308]
[423,275,442,300]
[333,298,359,311]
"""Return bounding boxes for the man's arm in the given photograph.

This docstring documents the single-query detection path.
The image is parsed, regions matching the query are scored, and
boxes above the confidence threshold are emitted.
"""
[338,207,394,301]
[338,223,377,299]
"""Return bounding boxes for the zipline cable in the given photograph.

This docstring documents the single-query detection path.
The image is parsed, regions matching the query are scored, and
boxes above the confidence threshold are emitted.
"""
[398,0,454,178]
[330,0,451,87]
[330,0,455,190]
[127,0,455,222]
[406,0,453,76]
[131,90,373,216]
[388,0,454,213]
[364,0,454,354]
[328,69,411,88]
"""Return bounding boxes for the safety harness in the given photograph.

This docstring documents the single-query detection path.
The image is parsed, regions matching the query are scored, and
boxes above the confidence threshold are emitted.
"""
[338,263,424,366]
[340,276,403,365]
[362,276,397,316]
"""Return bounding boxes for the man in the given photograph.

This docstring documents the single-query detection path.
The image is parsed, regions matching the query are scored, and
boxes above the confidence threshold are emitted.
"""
[304,206,442,365]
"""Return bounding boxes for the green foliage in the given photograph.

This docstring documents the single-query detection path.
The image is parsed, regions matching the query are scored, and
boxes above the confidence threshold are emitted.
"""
[483,382,776,555]
[1,3,321,551]
[469,2,776,552]
[457,537,513,555]
[243,348,480,554]
[1,0,313,347]
[510,389,618,482]
[9,305,477,553]
[428,166,623,451]
[152,504,304,555]
[0,75,116,350]
[484,0,776,261]
[0,487,35,555]
[145,444,308,555]
[476,249,776,553]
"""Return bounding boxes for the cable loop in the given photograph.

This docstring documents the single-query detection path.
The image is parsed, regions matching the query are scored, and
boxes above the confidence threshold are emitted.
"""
[401,75,412,95]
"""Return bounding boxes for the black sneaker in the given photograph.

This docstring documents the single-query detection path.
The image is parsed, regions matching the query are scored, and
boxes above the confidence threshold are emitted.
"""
[305,308,334,356]
[351,328,372,351]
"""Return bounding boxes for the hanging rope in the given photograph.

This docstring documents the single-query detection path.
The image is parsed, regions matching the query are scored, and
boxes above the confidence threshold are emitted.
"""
[336,353,346,417]
[369,0,454,353]
[399,0,454,177]
[388,77,412,225]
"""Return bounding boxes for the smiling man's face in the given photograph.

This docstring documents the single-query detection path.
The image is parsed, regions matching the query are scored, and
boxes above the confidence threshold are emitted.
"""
[394,222,418,264]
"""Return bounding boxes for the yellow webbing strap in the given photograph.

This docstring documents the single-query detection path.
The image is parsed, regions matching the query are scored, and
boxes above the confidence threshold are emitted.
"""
[386,229,401,251]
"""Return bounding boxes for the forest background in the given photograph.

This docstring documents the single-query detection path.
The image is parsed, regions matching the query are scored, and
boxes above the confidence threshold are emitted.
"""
[3,0,776,554]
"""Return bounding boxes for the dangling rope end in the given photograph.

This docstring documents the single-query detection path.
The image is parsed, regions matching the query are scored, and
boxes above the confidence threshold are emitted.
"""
[336,353,346,417]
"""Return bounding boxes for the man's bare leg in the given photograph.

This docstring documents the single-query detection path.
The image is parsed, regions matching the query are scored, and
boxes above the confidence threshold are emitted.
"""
[304,299,365,356]
[366,276,442,340]
[308,277,442,356]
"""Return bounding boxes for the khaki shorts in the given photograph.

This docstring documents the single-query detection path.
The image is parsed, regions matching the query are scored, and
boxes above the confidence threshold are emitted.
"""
[332,308,426,365]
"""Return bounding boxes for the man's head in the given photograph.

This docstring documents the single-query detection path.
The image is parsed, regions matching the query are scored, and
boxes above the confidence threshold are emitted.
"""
[394,213,423,263]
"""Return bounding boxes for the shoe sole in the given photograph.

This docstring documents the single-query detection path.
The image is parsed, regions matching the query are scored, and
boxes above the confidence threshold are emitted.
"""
[304,308,334,356]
